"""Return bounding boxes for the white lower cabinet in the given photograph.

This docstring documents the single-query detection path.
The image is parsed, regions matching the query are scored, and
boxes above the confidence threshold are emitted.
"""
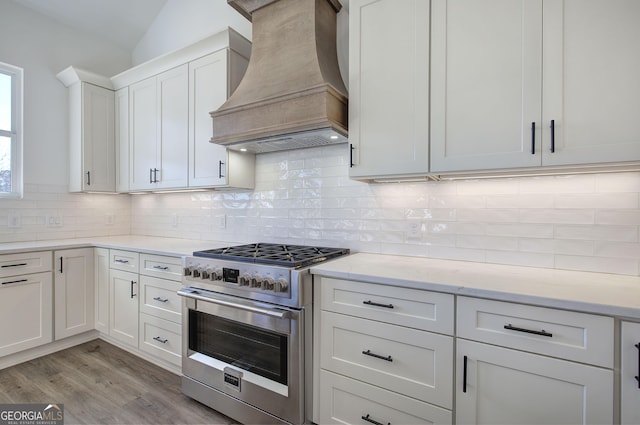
[456,297,614,425]
[94,248,110,334]
[138,313,181,365]
[320,370,452,425]
[0,269,53,357]
[315,277,454,424]
[456,339,613,425]
[621,321,640,424]
[54,248,95,340]
[109,268,139,347]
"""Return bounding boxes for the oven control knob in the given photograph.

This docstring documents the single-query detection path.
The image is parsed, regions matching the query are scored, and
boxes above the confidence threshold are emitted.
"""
[212,269,222,281]
[201,268,211,280]
[250,275,262,288]
[192,267,202,278]
[183,267,192,277]
[239,274,251,286]
[263,277,276,291]
[276,279,289,292]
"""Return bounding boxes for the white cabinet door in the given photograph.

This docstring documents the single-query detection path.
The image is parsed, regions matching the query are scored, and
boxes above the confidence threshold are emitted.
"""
[348,0,430,180]
[542,0,640,166]
[54,248,95,340]
[109,269,139,347]
[0,272,53,357]
[456,339,613,425]
[68,82,115,192]
[621,321,640,424]
[430,0,542,173]
[188,51,229,187]
[156,64,188,189]
[94,247,110,334]
[129,76,157,191]
[115,87,129,193]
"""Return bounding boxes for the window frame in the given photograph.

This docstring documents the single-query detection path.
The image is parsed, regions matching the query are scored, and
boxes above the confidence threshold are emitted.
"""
[0,60,23,198]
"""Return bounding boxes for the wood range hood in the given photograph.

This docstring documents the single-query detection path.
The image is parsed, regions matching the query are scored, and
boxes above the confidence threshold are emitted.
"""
[210,0,348,153]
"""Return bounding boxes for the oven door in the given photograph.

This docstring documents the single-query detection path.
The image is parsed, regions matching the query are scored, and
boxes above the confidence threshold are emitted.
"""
[179,288,304,424]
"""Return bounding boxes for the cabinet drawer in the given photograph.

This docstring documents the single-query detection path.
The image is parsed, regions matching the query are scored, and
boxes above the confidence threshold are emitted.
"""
[319,277,454,334]
[139,254,182,281]
[109,250,139,273]
[139,275,181,323]
[319,370,452,425]
[139,313,181,366]
[457,297,613,367]
[321,311,453,409]
[0,251,52,278]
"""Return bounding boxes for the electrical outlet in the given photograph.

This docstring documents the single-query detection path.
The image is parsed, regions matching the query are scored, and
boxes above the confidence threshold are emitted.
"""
[105,214,115,225]
[406,219,423,240]
[171,213,178,227]
[45,214,63,227]
[217,215,226,229]
[7,212,21,228]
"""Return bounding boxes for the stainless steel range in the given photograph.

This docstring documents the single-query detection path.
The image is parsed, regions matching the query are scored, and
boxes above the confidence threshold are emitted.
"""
[178,243,349,425]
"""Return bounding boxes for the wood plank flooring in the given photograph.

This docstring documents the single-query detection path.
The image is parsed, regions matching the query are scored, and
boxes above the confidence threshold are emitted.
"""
[0,339,236,425]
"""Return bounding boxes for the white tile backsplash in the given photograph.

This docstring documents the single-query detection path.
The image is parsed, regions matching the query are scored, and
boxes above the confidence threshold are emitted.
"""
[125,145,640,276]
[4,146,638,276]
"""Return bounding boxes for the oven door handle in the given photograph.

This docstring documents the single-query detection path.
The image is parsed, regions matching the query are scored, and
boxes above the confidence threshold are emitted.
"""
[178,289,292,319]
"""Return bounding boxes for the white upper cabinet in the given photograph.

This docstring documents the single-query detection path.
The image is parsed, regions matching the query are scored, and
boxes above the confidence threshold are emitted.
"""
[112,28,253,192]
[129,65,189,191]
[541,0,640,167]
[431,0,640,174]
[430,0,542,173]
[348,0,430,181]
[57,67,116,192]
[188,51,254,189]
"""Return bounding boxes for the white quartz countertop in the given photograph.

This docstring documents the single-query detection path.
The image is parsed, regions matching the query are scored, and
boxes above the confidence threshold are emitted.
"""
[311,252,640,320]
[0,236,231,257]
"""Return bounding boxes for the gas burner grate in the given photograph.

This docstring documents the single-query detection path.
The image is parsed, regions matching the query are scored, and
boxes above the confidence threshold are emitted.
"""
[193,243,349,268]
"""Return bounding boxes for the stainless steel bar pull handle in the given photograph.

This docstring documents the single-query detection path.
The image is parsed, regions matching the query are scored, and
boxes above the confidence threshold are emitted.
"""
[504,324,552,338]
[350,144,355,168]
[153,265,169,270]
[130,281,136,299]
[86,171,91,186]
[153,296,169,303]
[115,259,129,264]
[463,355,468,393]
[177,289,291,319]
[153,336,168,344]
[219,161,225,178]
[59,257,63,273]
[150,168,153,184]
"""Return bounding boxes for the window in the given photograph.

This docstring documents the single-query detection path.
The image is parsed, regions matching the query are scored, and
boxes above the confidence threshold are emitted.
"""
[0,61,23,198]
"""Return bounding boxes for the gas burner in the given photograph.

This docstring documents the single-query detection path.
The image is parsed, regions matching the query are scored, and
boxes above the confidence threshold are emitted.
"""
[193,243,350,268]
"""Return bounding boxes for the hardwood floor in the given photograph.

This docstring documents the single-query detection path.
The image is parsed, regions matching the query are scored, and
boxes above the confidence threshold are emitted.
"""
[0,339,236,425]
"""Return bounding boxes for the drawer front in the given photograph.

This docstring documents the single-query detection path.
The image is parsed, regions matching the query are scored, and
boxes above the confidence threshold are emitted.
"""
[139,275,181,323]
[0,251,52,278]
[139,254,182,281]
[139,313,181,366]
[319,370,452,425]
[319,277,454,335]
[109,250,139,273]
[457,297,614,367]
[321,311,453,409]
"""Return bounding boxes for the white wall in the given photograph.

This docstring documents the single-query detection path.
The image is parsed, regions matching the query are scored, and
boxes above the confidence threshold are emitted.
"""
[132,0,253,65]
[0,1,132,241]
